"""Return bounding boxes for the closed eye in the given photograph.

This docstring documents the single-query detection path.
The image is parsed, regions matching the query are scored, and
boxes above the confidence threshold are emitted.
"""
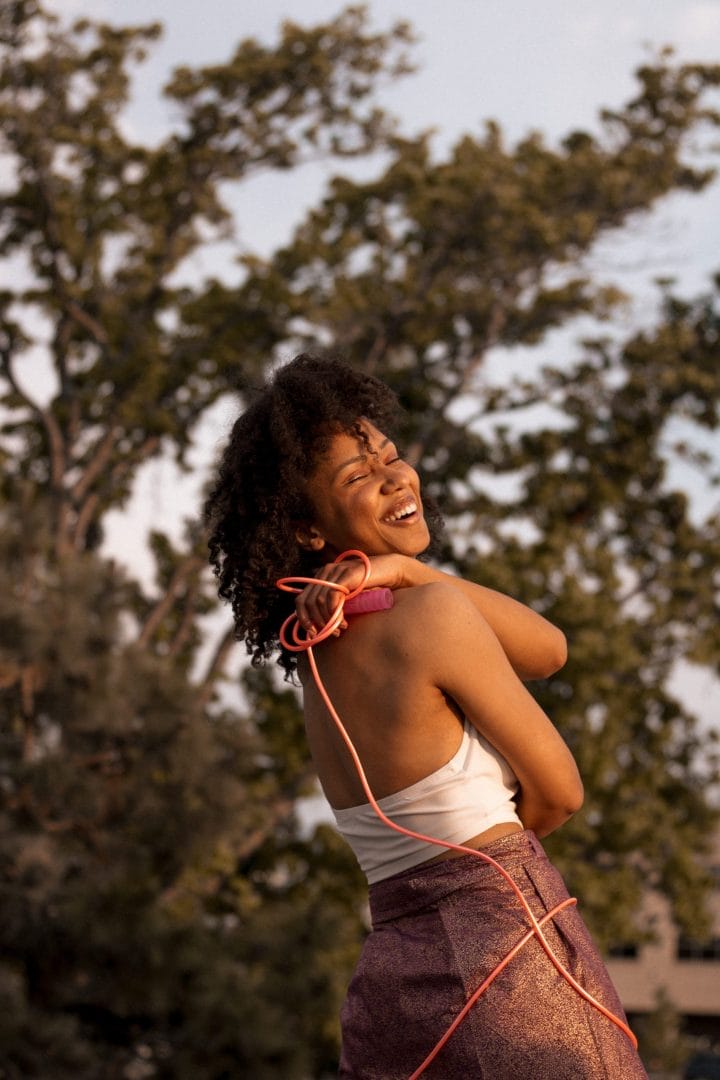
[344,446,403,483]
[383,442,403,464]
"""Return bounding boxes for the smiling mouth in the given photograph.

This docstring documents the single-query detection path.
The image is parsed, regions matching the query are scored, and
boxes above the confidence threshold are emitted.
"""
[381,499,420,524]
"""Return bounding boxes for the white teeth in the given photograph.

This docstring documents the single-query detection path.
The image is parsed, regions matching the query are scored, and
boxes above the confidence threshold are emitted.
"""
[382,500,417,523]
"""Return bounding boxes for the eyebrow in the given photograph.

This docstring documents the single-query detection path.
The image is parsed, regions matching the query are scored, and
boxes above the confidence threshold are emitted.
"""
[332,438,391,480]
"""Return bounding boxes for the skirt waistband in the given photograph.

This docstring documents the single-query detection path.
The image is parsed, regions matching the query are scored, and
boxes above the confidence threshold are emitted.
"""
[368,829,547,926]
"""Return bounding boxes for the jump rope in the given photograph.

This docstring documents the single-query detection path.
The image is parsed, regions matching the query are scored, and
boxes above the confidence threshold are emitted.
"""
[277,550,637,1078]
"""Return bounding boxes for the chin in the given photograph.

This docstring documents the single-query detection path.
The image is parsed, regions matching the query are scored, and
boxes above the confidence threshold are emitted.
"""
[391,528,432,559]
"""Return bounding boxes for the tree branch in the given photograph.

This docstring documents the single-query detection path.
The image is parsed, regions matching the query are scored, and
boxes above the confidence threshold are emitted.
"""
[71,424,120,502]
[137,555,205,649]
[364,332,388,375]
[235,769,317,863]
[404,302,507,467]
[65,299,109,346]
[167,581,200,659]
[71,433,162,551]
[72,491,101,552]
[0,334,67,489]
[196,625,238,708]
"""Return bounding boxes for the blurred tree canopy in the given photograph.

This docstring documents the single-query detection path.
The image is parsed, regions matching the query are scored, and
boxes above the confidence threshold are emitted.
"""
[1,1,719,1075]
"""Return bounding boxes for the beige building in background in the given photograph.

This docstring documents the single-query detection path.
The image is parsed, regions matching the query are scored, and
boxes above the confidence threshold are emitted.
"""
[606,836,720,1048]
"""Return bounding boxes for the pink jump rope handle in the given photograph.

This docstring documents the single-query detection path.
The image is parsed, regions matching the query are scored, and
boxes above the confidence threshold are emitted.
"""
[343,588,394,616]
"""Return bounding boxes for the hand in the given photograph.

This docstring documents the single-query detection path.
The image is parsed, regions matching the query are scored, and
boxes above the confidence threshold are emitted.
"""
[294,554,410,637]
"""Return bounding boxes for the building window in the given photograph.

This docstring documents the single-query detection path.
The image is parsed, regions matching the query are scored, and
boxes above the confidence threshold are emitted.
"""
[677,935,720,961]
[607,943,639,959]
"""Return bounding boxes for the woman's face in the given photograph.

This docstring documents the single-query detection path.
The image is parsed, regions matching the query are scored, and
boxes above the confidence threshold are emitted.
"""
[302,420,431,559]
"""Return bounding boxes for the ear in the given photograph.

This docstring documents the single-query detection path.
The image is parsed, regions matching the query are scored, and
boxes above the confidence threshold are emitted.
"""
[294,523,327,553]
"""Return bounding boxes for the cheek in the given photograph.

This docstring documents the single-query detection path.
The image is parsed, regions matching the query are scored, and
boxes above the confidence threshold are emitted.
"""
[319,491,366,539]
[401,463,420,490]
[344,488,375,527]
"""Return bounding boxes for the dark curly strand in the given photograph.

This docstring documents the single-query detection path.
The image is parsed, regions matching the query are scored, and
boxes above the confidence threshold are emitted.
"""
[205,352,442,678]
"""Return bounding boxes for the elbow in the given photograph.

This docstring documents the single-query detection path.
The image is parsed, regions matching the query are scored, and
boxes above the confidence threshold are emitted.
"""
[519,778,584,838]
[557,770,584,818]
[532,795,583,837]
[525,630,567,680]
[546,629,568,675]
[532,813,572,838]
[550,789,584,829]
[565,778,584,816]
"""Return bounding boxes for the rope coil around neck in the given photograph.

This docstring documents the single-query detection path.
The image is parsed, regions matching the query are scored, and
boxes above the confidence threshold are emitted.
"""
[277,550,637,1079]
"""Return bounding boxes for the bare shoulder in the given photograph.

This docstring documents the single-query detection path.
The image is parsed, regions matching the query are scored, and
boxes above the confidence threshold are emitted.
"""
[321,581,481,677]
[388,581,480,653]
[393,579,477,626]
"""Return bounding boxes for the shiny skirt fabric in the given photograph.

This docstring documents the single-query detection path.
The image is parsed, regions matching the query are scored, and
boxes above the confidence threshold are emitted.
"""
[339,830,648,1079]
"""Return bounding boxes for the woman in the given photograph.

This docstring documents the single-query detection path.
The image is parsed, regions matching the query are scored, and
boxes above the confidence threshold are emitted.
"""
[205,353,648,1080]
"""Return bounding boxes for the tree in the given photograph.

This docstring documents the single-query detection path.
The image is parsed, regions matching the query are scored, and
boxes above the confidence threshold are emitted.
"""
[1,2,719,1075]
[0,2,406,1076]
[0,0,413,558]
[633,989,694,1075]
[479,284,720,946]
[228,55,720,946]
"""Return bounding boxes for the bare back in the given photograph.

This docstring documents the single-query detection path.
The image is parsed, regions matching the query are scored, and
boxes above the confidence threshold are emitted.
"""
[300,576,582,853]
[300,585,467,811]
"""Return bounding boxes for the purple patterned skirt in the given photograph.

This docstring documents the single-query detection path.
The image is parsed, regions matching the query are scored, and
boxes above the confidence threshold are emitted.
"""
[339,830,648,1079]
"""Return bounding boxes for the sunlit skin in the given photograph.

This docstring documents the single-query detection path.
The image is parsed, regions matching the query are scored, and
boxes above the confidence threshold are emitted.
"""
[296,420,582,860]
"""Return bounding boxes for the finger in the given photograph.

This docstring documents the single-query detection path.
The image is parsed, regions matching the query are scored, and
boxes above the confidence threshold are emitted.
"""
[297,577,343,633]
[314,561,364,601]
[314,565,352,611]
[295,560,361,634]
[304,580,336,630]
[295,587,320,634]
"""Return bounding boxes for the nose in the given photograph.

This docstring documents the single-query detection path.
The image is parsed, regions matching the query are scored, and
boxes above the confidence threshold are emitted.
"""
[379,463,403,492]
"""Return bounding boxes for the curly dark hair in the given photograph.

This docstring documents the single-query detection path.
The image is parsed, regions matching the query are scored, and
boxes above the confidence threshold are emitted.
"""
[205,352,442,678]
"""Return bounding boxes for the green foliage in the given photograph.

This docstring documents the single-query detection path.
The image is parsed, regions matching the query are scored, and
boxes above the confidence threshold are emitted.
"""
[472,290,720,944]
[634,989,695,1074]
[238,53,720,949]
[0,2,400,1074]
[0,0,412,546]
[0,1,718,1074]
[0,512,365,1076]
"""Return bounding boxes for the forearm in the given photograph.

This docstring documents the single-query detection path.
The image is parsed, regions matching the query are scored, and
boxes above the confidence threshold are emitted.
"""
[399,559,567,680]
[513,734,584,838]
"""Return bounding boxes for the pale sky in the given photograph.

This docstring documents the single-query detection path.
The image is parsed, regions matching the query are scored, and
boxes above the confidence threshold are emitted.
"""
[47,0,720,270]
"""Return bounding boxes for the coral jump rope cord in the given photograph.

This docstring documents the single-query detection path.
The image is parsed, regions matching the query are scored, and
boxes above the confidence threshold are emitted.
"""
[277,551,637,1078]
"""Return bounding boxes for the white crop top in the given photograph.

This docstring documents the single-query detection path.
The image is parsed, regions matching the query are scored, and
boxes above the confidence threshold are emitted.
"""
[332,719,522,884]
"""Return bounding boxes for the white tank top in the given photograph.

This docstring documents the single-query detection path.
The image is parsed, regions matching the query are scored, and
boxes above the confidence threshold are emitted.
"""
[332,719,522,884]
